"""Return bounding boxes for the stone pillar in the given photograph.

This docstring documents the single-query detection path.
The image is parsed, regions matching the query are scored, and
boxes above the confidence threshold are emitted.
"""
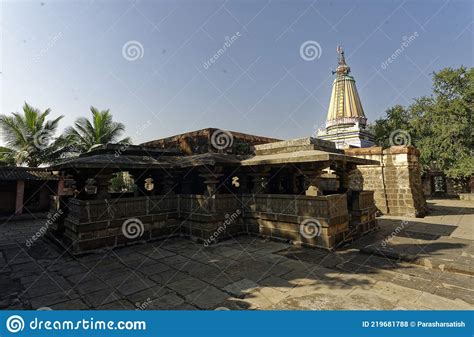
[15,180,25,215]
[59,174,77,196]
[198,166,224,197]
[57,178,65,196]
[335,163,357,193]
[199,173,223,197]
[300,169,323,196]
[95,173,112,199]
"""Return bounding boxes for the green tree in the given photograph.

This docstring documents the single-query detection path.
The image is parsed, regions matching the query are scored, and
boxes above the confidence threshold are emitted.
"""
[109,171,136,193]
[370,66,473,183]
[369,105,411,147]
[0,103,67,167]
[64,106,131,153]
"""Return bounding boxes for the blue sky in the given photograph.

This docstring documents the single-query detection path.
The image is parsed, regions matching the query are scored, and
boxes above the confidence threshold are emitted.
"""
[1,0,472,144]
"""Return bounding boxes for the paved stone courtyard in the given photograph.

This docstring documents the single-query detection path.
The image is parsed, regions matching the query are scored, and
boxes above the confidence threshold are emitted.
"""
[0,199,472,310]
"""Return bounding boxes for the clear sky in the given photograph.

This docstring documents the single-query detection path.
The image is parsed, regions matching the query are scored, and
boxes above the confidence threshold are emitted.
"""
[1,0,472,144]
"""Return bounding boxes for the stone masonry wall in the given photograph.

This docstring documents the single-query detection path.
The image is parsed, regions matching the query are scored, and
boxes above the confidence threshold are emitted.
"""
[241,194,350,250]
[50,192,368,254]
[345,146,427,217]
[345,148,388,214]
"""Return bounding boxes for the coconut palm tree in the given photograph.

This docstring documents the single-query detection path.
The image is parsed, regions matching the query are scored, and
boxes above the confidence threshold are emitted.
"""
[0,103,66,167]
[64,106,131,153]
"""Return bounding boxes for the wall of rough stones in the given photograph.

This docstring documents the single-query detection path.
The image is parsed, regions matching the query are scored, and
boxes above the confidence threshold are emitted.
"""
[345,146,427,217]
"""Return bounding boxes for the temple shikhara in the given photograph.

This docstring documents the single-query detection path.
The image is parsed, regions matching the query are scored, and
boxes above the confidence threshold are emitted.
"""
[0,47,428,255]
[318,46,374,148]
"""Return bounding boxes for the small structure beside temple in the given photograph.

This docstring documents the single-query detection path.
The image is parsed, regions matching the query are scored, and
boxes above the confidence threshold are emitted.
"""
[318,46,374,149]
[46,129,379,254]
[0,167,59,217]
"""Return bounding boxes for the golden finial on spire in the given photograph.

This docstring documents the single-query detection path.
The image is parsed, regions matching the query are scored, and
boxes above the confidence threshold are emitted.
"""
[335,45,350,75]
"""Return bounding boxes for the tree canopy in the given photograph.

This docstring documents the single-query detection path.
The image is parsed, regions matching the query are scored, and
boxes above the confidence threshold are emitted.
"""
[0,104,131,167]
[0,103,68,167]
[370,66,473,181]
[64,106,131,153]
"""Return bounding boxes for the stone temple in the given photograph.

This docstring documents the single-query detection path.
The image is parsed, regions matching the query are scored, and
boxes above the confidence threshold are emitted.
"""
[0,47,428,256]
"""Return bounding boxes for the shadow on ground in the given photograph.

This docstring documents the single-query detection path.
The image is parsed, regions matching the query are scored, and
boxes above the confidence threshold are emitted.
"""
[0,199,472,310]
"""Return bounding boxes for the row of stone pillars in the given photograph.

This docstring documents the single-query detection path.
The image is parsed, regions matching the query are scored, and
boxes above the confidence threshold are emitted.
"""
[62,163,356,200]
[197,167,328,197]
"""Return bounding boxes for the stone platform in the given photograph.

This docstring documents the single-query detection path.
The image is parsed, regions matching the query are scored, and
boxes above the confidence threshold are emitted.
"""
[0,199,472,310]
[51,193,366,254]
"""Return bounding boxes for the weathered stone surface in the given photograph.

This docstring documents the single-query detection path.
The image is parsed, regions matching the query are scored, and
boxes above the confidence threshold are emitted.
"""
[223,279,259,298]
[185,286,229,309]
[147,293,185,309]
[57,192,368,253]
[83,289,121,308]
[51,299,89,310]
[167,277,209,296]
[2,200,472,310]
[115,275,156,296]
[345,146,427,217]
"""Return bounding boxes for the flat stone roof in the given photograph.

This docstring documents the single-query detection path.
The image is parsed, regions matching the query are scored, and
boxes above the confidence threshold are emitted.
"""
[141,127,280,155]
[254,137,339,153]
[0,167,59,181]
[241,150,379,166]
[50,133,379,170]
[52,153,243,170]
[242,137,379,166]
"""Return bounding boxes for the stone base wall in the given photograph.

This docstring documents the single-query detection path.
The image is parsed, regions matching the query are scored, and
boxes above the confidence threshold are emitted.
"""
[60,196,181,253]
[241,194,350,250]
[50,192,374,254]
[348,191,378,238]
[179,194,244,242]
[345,146,427,217]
